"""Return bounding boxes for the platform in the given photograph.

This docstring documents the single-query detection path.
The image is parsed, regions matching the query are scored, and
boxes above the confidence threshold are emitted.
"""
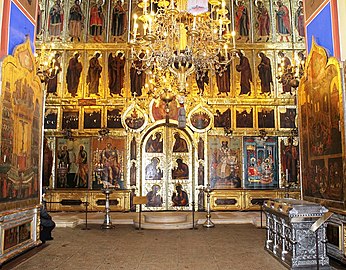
[51,211,266,229]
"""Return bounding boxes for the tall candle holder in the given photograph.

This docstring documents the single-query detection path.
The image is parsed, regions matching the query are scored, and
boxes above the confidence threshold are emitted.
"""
[101,187,114,229]
[203,184,215,228]
[282,172,291,198]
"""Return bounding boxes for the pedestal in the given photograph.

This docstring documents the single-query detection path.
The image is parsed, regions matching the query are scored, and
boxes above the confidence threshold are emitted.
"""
[101,188,114,229]
[203,184,214,228]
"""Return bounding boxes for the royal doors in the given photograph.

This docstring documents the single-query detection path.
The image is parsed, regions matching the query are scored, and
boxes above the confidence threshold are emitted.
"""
[141,126,194,210]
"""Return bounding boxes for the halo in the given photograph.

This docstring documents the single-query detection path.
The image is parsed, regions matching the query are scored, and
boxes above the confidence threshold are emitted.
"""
[152,184,161,190]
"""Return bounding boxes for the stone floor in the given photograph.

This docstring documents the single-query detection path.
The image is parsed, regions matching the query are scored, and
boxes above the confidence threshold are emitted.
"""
[7,224,287,270]
[3,212,346,270]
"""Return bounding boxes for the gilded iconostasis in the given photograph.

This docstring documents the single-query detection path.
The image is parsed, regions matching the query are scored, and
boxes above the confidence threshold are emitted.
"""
[36,0,307,211]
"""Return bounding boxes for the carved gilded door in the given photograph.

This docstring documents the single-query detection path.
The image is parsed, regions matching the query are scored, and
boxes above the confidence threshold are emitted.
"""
[142,126,193,211]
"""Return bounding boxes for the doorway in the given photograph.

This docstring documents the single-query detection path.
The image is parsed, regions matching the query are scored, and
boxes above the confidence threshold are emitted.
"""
[141,125,194,210]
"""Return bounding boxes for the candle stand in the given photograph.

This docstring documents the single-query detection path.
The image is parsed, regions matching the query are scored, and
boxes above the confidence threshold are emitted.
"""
[203,184,215,228]
[101,187,114,229]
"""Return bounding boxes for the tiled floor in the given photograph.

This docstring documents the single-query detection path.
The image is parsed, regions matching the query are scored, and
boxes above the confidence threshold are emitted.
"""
[7,224,287,270]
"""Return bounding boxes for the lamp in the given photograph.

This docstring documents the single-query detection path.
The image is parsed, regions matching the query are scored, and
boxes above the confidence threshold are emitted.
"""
[130,0,238,95]
[224,126,233,137]
[61,128,74,140]
[259,129,268,140]
[277,50,305,90]
[98,127,110,137]
[34,44,60,83]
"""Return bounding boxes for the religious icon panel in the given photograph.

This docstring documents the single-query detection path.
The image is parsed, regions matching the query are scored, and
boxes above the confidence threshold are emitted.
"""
[44,108,58,129]
[91,137,125,189]
[243,136,279,189]
[208,136,242,189]
[141,126,193,210]
[56,138,91,188]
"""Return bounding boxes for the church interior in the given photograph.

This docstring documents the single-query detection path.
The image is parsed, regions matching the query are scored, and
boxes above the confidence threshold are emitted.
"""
[1,0,346,268]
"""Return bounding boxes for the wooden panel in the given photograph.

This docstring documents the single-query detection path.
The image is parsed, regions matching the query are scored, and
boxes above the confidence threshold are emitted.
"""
[244,190,279,210]
[210,190,243,211]
[45,189,130,212]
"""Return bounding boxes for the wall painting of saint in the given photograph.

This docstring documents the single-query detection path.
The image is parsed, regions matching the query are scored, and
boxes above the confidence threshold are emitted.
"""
[208,136,242,189]
[91,136,125,189]
[56,138,91,188]
[243,137,278,189]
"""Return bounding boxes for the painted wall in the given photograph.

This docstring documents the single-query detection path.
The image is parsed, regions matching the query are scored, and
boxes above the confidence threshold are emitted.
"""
[1,0,37,58]
[8,2,36,55]
[0,0,10,59]
[305,0,340,59]
[337,0,346,61]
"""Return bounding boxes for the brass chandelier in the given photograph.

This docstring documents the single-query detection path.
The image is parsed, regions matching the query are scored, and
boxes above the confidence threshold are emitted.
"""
[130,0,237,94]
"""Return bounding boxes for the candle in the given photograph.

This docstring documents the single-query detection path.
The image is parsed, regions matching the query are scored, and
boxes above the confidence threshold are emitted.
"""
[143,23,148,35]
[286,169,289,181]
[148,17,152,34]
[219,19,223,38]
[179,23,187,51]
[192,16,196,29]
[133,14,138,39]
[143,0,148,15]
[230,30,235,48]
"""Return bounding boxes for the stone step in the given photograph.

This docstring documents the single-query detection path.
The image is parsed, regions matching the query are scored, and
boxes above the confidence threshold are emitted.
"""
[134,212,196,229]
[133,221,195,230]
[144,213,188,223]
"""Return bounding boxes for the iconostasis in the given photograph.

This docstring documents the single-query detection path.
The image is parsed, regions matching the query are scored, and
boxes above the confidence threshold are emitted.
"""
[38,0,305,211]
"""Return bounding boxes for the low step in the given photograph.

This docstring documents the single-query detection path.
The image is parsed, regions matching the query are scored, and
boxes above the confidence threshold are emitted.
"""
[134,220,195,230]
[144,214,188,223]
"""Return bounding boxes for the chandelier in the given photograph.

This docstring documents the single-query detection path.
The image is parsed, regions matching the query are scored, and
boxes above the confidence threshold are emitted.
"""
[130,0,237,94]
[34,44,59,83]
[277,50,305,90]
